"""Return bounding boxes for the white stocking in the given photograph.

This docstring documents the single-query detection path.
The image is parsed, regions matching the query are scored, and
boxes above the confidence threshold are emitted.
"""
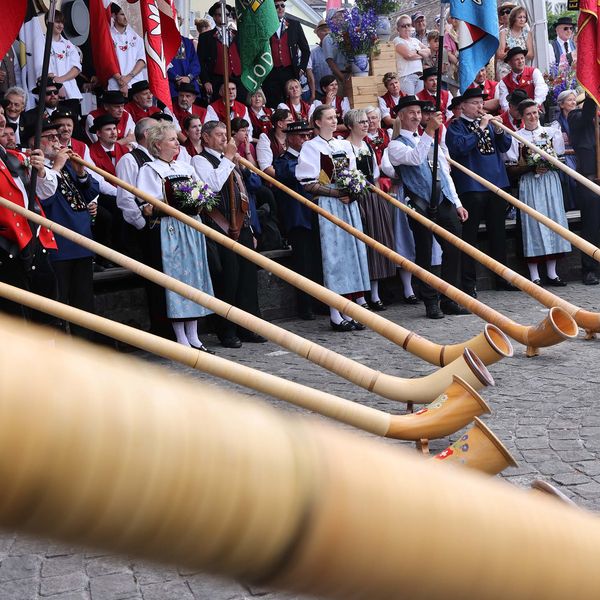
[184,320,204,347]
[330,308,344,325]
[370,280,380,303]
[546,259,558,280]
[527,263,540,282]
[172,321,190,346]
[400,269,414,297]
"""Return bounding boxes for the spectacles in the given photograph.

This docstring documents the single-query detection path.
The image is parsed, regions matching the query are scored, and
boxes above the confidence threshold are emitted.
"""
[358,120,369,125]
[561,26,574,30]
[46,89,59,96]
[499,9,511,15]
[40,133,59,141]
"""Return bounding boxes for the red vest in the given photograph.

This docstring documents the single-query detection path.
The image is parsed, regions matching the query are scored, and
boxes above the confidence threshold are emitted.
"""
[124,101,161,123]
[365,128,390,165]
[214,38,241,76]
[500,109,521,132]
[183,139,201,157]
[90,108,132,140]
[0,152,56,251]
[69,138,89,159]
[381,91,404,111]
[89,142,129,178]
[286,100,310,121]
[209,100,247,124]
[417,89,450,124]
[270,30,292,68]
[249,107,273,137]
[173,104,207,130]
[501,66,536,100]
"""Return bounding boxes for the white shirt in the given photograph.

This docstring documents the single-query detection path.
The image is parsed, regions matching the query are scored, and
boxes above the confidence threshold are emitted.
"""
[388,129,461,207]
[108,24,147,91]
[115,146,153,230]
[393,36,423,77]
[504,124,565,164]
[495,68,549,111]
[191,147,235,192]
[256,132,277,170]
[295,136,356,184]
[205,104,253,140]
[378,93,401,120]
[277,101,315,121]
[44,37,82,100]
[85,111,135,144]
[311,97,350,120]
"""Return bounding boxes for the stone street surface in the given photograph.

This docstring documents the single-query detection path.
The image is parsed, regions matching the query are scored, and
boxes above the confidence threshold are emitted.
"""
[1,281,600,599]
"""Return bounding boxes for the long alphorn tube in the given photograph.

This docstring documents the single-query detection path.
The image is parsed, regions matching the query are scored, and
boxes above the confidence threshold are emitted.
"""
[448,153,600,263]
[72,156,510,368]
[237,157,577,356]
[370,184,600,337]
[0,196,492,405]
[0,282,491,441]
[1,322,597,600]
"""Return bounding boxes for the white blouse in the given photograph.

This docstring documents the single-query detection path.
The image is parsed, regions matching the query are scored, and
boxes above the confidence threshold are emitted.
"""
[45,37,82,100]
[295,135,356,184]
[136,159,198,201]
[393,36,424,77]
[505,124,565,164]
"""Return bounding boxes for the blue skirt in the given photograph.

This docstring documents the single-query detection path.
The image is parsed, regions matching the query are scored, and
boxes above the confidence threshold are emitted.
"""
[160,216,214,319]
[318,196,371,295]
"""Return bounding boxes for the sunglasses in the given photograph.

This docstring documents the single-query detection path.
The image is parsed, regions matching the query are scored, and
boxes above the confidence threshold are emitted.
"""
[499,9,511,15]
[560,26,574,30]
[275,2,285,7]
[46,89,59,95]
[399,23,411,28]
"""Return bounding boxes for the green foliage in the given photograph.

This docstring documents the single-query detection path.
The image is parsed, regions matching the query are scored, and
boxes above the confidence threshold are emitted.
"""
[547,10,578,40]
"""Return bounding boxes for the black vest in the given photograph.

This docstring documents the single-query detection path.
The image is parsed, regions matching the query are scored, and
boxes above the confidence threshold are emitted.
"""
[130,147,153,168]
[199,150,242,221]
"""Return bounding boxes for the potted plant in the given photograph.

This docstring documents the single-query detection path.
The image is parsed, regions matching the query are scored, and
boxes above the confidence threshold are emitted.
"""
[355,0,400,42]
[328,7,379,77]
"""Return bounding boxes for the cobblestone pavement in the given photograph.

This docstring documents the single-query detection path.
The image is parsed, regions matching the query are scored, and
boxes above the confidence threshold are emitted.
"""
[2,281,600,599]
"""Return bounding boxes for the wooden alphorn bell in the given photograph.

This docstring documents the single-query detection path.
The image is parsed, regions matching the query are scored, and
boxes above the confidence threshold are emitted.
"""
[70,156,512,368]
[0,195,494,405]
[236,158,577,357]
[0,284,493,446]
[2,321,597,600]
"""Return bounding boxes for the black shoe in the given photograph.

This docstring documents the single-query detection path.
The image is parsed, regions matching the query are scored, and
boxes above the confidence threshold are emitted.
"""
[369,300,387,311]
[532,279,542,286]
[441,302,471,316]
[349,319,365,331]
[583,272,599,286]
[239,331,267,343]
[330,319,354,332]
[496,281,520,292]
[191,344,216,355]
[298,311,316,320]
[463,288,477,298]
[425,304,444,319]
[547,277,567,287]
[403,294,419,305]
[219,335,242,348]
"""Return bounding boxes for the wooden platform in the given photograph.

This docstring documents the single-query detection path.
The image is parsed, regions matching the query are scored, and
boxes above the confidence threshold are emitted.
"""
[349,42,395,109]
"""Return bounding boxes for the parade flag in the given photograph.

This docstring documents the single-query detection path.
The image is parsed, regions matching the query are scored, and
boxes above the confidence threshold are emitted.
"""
[2,0,27,61]
[326,0,342,10]
[235,0,280,93]
[88,0,120,86]
[577,0,600,105]
[449,0,499,93]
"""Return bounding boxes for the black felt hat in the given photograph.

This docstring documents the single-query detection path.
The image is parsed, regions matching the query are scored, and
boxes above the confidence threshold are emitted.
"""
[129,80,150,98]
[420,67,438,81]
[152,112,173,122]
[395,95,428,111]
[100,90,127,105]
[507,88,530,106]
[90,114,119,133]
[554,16,575,28]
[32,76,63,95]
[458,87,488,102]
[505,46,527,62]
[50,107,77,123]
[283,119,313,134]
[421,101,436,113]
[22,119,58,144]
[177,82,198,95]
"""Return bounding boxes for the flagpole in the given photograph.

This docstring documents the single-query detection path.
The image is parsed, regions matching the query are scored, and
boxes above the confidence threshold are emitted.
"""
[428,0,447,221]
[220,0,237,236]
[27,0,58,205]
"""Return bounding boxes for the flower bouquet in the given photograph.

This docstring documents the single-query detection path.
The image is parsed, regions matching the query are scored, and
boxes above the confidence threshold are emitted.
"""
[336,167,369,201]
[327,7,379,60]
[543,60,579,104]
[522,130,562,178]
[170,180,220,215]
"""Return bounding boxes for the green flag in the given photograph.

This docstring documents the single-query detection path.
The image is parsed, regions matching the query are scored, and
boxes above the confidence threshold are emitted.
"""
[236,0,280,93]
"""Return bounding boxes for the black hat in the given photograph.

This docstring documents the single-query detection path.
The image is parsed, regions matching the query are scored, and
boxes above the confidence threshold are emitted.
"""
[176,82,198,95]
[449,96,462,111]
[32,76,63,95]
[505,46,527,62]
[152,112,173,122]
[421,101,436,113]
[458,87,488,102]
[22,119,58,144]
[554,16,574,28]
[507,88,529,106]
[50,107,76,123]
[4,121,17,132]
[395,95,428,112]
[90,114,119,134]
[284,119,313,134]
[420,67,438,81]
[110,2,122,14]
[100,90,127,105]
[129,80,150,98]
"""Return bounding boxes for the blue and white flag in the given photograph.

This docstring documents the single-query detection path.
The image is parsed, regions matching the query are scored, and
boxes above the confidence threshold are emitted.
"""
[449,0,499,93]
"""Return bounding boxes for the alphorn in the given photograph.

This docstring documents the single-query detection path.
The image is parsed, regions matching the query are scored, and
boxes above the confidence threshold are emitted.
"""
[72,156,510,368]
[0,196,493,405]
[371,184,600,338]
[237,157,577,356]
[1,321,597,600]
[0,282,492,442]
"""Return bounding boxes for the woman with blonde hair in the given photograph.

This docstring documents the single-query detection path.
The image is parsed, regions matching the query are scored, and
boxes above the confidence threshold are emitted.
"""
[496,6,534,78]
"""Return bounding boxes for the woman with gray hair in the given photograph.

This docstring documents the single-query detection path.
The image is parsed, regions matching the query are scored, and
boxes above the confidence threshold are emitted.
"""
[556,89,578,210]
[136,122,215,352]
[345,108,396,310]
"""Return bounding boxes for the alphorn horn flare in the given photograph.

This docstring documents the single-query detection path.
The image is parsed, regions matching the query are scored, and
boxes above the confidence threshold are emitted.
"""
[236,157,576,356]
[0,195,492,405]
[71,156,510,368]
[0,320,596,600]
[369,185,594,339]
[0,283,492,442]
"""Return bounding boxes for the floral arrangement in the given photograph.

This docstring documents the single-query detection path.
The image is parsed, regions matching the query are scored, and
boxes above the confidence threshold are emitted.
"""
[523,129,563,177]
[336,167,369,198]
[543,60,579,104]
[172,180,219,212]
[355,0,399,15]
[328,7,379,58]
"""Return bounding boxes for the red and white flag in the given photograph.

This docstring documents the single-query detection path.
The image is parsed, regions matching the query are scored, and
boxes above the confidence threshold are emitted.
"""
[1,0,27,61]
[577,0,600,105]
[88,0,120,87]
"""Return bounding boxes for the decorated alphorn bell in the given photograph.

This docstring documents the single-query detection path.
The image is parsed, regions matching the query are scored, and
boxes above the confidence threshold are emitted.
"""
[369,184,587,352]
[71,156,512,368]
[0,285,494,445]
[236,157,577,356]
[446,155,600,339]
[2,320,597,600]
[0,195,495,405]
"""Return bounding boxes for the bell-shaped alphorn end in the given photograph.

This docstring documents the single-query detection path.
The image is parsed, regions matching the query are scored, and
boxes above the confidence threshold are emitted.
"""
[432,417,518,476]
[524,307,579,354]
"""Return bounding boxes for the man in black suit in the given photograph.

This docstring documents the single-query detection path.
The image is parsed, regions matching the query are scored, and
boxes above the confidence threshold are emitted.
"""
[262,0,310,107]
[196,2,244,103]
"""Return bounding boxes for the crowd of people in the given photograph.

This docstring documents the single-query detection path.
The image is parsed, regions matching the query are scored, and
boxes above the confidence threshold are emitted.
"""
[0,1,596,350]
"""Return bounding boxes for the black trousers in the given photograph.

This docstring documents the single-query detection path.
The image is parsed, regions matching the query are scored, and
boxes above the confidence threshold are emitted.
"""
[209,226,260,339]
[0,245,58,326]
[407,198,462,306]
[53,256,95,340]
[262,66,296,108]
[459,190,508,292]
[287,225,323,316]
[575,183,600,276]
